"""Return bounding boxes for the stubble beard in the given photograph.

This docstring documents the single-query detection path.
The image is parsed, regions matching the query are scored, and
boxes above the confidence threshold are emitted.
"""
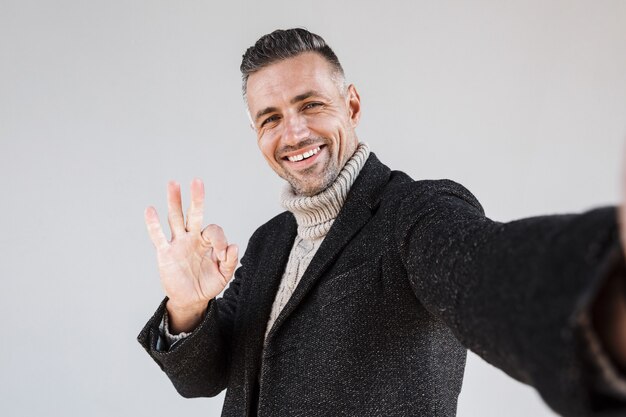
[286,155,340,197]
[275,136,340,197]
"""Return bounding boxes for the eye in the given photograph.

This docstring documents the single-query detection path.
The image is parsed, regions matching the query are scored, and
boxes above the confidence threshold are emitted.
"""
[302,102,323,110]
[260,114,280,128]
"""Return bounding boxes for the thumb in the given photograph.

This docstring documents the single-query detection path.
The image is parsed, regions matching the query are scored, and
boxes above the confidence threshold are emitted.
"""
[219,244,239,280]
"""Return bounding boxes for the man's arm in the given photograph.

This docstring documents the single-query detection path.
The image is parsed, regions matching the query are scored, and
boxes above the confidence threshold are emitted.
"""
[137,263,244,398]
[138,178,240,397]
[395,179,625,416]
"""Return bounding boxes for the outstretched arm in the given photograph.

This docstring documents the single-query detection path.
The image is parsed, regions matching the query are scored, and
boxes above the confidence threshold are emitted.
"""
[395,179,624,416]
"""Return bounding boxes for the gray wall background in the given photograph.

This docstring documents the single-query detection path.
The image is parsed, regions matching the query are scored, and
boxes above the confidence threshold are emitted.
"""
[1,1,625,416]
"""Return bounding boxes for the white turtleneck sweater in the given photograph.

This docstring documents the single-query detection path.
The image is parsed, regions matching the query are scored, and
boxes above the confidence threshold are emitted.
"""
[159,143,371,348]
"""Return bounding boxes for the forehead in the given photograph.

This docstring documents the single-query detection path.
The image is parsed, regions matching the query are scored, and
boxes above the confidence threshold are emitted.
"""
[246,52,340,112]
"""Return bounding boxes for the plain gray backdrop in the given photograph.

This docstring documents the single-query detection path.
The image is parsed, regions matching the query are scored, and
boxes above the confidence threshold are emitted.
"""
[1,1,625,416]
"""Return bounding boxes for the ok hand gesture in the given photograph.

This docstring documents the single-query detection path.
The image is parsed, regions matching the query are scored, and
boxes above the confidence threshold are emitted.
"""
[144,178,238,333]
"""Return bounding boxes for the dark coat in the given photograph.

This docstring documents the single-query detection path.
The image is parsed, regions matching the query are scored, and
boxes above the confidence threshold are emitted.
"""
[138,153,625,417]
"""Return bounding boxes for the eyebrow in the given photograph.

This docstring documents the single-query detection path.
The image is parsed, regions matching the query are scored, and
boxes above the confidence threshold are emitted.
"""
[254,90,323,123]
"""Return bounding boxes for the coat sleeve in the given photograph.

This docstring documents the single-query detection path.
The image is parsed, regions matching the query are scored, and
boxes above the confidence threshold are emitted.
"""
[394,179,626,417]
[136,258,246,398]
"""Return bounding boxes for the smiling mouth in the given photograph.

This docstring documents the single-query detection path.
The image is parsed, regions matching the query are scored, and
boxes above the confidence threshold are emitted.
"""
[284,145,323,162]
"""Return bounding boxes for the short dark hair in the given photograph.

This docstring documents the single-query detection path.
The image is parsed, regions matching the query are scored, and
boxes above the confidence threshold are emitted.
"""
[240,28,345,99]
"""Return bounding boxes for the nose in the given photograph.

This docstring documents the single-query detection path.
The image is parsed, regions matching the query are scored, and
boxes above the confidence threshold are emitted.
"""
[282,112,310,145]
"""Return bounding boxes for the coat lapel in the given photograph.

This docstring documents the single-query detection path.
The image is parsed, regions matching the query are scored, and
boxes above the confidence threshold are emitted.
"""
[240,212,296,406]
[264,153,391,343]
[243,214,297,343]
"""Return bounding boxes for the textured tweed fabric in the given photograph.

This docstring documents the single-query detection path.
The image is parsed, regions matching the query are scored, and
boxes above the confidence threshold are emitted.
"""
[139,153,625,417]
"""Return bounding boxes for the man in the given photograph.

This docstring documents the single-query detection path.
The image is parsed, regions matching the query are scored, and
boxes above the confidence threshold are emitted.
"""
[139,28,626,416]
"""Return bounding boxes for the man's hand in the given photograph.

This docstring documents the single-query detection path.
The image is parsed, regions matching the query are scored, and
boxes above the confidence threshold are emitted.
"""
[144,178,238,333]
[591,163,626,372]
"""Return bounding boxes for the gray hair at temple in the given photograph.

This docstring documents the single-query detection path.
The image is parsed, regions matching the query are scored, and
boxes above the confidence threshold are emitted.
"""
[240,28,347,103]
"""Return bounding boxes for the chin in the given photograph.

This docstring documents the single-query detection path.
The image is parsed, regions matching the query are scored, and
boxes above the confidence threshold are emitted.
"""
[288,182,321,197]
[279,156,341,196]
[289,173,337,197]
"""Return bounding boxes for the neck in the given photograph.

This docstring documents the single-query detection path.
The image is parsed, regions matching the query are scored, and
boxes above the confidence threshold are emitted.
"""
[281,142,371,240]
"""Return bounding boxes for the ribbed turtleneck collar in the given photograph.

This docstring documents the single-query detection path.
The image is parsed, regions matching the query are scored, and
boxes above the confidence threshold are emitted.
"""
[281,142,370,240]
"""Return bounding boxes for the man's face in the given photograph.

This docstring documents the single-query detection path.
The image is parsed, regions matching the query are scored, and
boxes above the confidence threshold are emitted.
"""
[246,52,361,196]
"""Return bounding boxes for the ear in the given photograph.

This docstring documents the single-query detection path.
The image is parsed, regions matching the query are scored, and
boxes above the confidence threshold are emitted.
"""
[346,84,361,128]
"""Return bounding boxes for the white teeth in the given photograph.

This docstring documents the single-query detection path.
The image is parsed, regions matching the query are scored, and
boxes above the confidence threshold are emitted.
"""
[287,146,320,162]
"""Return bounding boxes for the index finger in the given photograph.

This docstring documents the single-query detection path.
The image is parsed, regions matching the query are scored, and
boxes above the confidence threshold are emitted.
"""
[144,206,169,250]
[167,181,186,239]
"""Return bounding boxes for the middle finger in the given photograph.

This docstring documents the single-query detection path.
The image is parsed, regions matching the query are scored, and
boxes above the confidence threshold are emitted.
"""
[167,180,186,239]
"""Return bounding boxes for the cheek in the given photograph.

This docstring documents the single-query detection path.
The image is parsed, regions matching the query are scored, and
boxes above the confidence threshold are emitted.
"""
[337,125,356,162]
[258,135,280,166]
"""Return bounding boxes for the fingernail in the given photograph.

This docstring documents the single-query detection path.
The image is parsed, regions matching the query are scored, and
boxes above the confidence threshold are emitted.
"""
[219,250,227,262]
